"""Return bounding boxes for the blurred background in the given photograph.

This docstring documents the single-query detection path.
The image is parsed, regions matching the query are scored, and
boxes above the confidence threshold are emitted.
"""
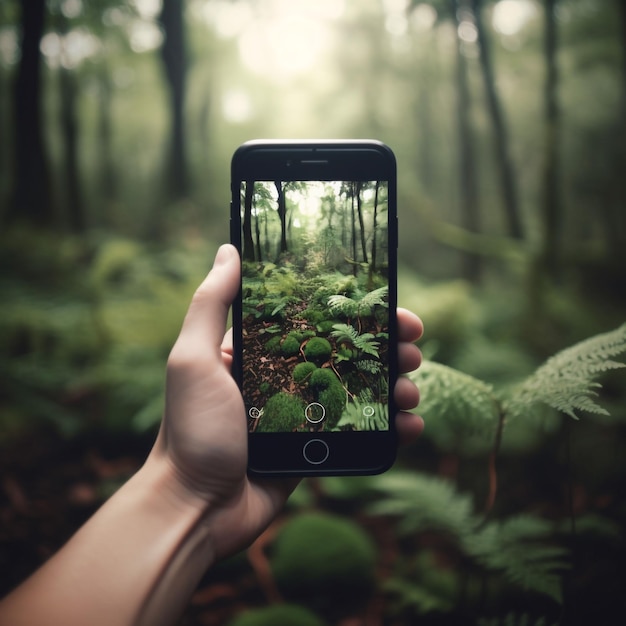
[1,1,625,625]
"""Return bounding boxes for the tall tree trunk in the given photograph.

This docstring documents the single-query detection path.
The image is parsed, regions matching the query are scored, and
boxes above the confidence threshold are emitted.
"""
[541,0,561,277]
[242,181,255,261]
[58,14,84,233]
[356,181,368,264]
[351,183,358,276]
[97,60,116,227]
[275,181,287,254]
[10,0,51,227]
[159,0,188,199]
[451,0,481,282]
[472,0,524,240]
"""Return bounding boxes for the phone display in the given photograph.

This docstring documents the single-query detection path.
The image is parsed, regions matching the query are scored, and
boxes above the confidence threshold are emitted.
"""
[231,141,397,476]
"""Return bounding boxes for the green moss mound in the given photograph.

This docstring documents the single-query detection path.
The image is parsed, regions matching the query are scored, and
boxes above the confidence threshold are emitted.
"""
[281,333,301,357]
[308,369,345,429]
[256,392,305,432]
[293,362,317,383]
[304,337,332,363]
[270,512,377,618]
[227,604,326,626]
[265,335,282,355]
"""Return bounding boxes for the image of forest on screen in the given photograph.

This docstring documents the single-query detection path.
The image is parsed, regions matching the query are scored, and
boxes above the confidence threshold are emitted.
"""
[240,180,391,434]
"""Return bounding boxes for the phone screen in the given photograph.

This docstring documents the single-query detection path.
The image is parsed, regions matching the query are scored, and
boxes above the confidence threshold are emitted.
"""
[239,179,391,434]
[231,140,397,475]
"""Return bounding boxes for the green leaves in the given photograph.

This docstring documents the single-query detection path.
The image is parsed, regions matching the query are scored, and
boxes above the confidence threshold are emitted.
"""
[505,323,626,420]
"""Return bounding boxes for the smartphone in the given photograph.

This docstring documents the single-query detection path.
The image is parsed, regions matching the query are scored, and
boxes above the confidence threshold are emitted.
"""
[230,140,398,476]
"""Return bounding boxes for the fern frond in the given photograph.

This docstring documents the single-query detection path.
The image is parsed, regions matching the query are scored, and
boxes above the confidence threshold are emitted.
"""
[408,360,500,453]
[359,285,389,311]
[468,515,569,604]
[504,323,626,420]
[368,471,478,539]
[327,294,359,317]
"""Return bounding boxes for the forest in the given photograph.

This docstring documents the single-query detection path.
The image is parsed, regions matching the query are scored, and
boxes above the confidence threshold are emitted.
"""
[1,0,626,624]
[239,180,391,433]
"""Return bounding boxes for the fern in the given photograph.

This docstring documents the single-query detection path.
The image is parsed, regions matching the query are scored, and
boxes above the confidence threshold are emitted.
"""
[331,323,381,358]
[327,285,388,319]
[469,515,569,604]
[504,323,626,420]
[335,400,388,431]
[368,471,478,539]
[409,360,501,454]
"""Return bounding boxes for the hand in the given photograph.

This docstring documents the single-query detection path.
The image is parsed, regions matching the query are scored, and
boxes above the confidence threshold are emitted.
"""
[151,243,424,559]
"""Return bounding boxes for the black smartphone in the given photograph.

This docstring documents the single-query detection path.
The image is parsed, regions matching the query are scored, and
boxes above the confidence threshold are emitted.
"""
[230,140,398,476]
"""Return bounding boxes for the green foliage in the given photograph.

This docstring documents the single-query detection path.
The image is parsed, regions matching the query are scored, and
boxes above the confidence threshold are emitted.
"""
[227,604,326,626]
[308,368,345,429]
[470,516,569,604]
[265,336,282,354]
[292,361,317,383]
[368,471,570,604]
[335,399,388,431]
[327,285,388,320]
[504,324,626,421]
[255,392,305,432]
[270,512,377,617]
[280,333,300,356]
[330,323,380,358]
[410,360,500,455]
[303,337,332,363]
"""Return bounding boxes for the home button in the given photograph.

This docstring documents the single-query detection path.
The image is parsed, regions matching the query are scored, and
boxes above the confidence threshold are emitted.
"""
[302,439,330,465]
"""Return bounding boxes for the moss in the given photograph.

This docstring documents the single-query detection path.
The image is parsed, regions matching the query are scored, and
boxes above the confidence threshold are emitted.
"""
[265,335,282,355]
[256,392,305,432]
[308,369,345,429]
[227,604,326,626]
[281,333,301,357]
[270,512,377,619]
[304,337,332,363]
[293,361,317,383]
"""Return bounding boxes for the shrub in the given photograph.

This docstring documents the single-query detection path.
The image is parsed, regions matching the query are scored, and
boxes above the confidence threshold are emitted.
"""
[304,337,332,363]
[255,392,305,432]
[270,512,377,620]
[293,362,317,383]
[227,604,326,626]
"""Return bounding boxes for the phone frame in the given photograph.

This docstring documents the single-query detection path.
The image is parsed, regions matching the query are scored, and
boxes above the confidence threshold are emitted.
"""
[230,140,398,476]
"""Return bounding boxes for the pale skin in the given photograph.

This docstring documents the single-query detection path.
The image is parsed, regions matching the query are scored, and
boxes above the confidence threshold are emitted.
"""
[0,243,424,626]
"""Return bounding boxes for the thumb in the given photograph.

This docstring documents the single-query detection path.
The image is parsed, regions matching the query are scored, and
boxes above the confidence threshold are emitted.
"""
[174,244,240,357]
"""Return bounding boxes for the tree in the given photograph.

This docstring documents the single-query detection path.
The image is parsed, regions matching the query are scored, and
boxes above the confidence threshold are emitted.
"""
[450,0,481,282]
[159,0,189,199]
[9,0,51,227]
[275,180,287,254]
[471,0,524,241]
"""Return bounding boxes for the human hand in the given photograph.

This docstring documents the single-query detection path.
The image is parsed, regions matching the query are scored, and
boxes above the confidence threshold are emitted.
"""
[150,244,423,560]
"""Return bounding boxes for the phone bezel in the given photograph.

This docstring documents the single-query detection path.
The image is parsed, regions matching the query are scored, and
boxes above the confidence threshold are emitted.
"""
[230,140,398,476]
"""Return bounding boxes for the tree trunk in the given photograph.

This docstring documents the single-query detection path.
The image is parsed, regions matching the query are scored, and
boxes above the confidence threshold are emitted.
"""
[541,0,561,276]
[159,0,188,199]
[97,60,116,227]
[356,181,368,264]
[58,13,84,233]
[9,0,51,227]
[242,181,255,261]
[451,0,481,282]
[472,0,524,240]
[275,181,287,254]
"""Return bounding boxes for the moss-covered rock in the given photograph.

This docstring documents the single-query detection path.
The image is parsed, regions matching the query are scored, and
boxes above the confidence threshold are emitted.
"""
[256,392,305,432]
[292,361,317,383]
[270,512,377,619]
[281,333,301,357]
[308,368,345,429]
[227,604,326,626]
[304,337,332,363]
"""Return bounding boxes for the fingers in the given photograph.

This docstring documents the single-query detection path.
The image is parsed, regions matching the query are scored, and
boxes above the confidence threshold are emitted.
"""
[398,307,423,343]
[395,375,419,411]
[395,411,424,446]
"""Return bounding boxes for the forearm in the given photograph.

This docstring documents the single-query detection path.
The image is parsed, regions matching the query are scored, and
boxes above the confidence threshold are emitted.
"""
[0,456,216,626]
